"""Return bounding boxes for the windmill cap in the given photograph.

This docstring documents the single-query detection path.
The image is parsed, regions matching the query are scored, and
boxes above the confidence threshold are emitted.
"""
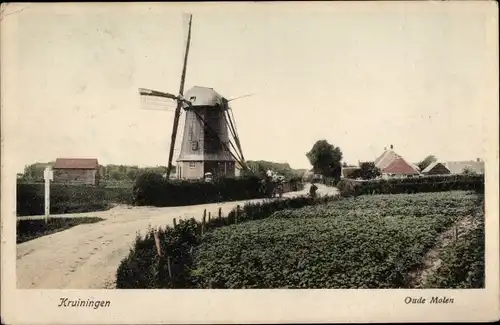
[184,86,228,107]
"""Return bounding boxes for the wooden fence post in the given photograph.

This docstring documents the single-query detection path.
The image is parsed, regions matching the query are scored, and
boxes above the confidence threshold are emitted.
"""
[202,213,206,235]
[218,207,222,218]
[173,218,177,228]
[153,230,162,257]
[167,256,172,280]
[235,205,240,224]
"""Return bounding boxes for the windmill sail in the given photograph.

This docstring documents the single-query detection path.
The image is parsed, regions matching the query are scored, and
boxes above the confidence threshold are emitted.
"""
[166,13,193,179]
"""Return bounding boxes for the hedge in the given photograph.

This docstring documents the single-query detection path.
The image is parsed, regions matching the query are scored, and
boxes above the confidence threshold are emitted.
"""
[16,183,133,216]
[115,194,338,289]
[132,173,303,207]
[337,175,484,197]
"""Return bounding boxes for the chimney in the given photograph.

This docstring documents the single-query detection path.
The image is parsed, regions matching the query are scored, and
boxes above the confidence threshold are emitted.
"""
[390,144,394,150]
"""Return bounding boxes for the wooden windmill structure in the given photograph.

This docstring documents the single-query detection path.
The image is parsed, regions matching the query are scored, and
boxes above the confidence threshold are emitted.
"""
[139,14,250,180]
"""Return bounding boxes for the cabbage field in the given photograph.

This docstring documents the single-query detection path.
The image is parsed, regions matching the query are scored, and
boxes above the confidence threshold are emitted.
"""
[190,191,484,289]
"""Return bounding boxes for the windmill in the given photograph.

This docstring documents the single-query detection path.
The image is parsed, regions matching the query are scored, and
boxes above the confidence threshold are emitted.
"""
[138,14,251,180]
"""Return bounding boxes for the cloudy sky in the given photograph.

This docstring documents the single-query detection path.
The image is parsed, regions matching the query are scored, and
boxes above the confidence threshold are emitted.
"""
[2,2,497,172]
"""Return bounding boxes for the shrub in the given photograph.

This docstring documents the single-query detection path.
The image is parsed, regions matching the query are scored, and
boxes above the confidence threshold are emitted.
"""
[351,175,484,196]
[116,219,201,289]
[132,172,168,206]
[336,179,359,197]
[132,173,279,207]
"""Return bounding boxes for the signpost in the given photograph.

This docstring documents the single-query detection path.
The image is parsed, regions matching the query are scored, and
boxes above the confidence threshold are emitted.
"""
[43,166,53,224]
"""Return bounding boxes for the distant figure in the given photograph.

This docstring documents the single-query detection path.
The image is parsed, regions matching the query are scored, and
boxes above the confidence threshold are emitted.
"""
[309,182,318,198]
[204,172,213,183]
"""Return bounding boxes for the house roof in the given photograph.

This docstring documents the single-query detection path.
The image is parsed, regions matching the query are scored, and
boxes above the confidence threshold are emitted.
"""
[54,158,99,170]
[341,166,360,177]
[374,149,400,170]
[184,86,227,107]
[423,160,484,174]
[374,147,420,175]
[383,157,420,175]
[422,161,443,173]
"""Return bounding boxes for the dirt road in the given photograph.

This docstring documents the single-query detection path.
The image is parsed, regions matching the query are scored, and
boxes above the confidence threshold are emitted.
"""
[17,183,338,289]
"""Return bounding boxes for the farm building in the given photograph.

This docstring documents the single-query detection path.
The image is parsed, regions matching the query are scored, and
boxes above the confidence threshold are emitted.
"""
[341,166,361,179]
[422,159,484,175]
[374,145,420,179]
[53,158,100,185]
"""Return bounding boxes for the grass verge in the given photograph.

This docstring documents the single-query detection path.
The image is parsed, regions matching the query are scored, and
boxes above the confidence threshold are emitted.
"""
[17,217,105,244]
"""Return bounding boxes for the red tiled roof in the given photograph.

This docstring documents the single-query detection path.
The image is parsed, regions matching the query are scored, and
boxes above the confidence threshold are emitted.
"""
[382,157,420,175]
[374,150,399,170]
[53,158,99,170]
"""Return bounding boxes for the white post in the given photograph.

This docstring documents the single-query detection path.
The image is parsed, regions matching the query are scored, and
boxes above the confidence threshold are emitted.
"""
[44,166,53,223]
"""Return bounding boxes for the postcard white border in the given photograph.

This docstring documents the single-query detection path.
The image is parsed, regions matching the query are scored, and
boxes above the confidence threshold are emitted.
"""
[1,2,499,324]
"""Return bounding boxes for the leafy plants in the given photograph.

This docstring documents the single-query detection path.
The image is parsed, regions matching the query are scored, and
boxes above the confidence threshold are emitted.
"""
[116,191,484,289]
[115,194,338,288]
[190,192,480,288]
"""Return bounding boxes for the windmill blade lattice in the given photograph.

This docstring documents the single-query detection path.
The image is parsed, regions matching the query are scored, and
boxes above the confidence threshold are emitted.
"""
[139,94,179,112]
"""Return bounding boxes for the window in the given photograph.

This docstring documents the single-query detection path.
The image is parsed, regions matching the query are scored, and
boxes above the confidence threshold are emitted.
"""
[189,162,196,169]
[191,141,199,151]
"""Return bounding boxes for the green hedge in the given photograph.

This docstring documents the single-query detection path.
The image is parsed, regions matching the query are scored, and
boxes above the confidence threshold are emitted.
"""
[16,183,133,216]
[338,175,484,197]
[132,173,303,207]
[115,195,338,289]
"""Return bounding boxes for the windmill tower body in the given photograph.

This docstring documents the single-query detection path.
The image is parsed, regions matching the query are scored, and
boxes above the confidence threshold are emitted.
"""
[176,86,235,179]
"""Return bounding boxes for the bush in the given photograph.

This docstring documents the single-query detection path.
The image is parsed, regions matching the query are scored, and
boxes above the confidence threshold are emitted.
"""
[132,172,271,207]
[351,175,484,196]
[337,179,359,197]
[116,219,201,289]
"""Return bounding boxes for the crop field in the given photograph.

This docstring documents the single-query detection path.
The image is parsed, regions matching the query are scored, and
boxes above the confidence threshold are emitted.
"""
[190,191,484,289]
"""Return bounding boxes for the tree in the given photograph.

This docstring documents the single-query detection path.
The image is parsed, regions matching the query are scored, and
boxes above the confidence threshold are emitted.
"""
[306,140,343,180]
[417,155,437,171]
[358,162,381,180]
[462,166,477,175]
[21,163,48,182]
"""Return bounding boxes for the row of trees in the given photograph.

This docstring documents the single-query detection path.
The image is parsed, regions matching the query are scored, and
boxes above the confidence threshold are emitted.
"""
[17,163,170,183]
[18,161,304,183]
[243,160,305,181]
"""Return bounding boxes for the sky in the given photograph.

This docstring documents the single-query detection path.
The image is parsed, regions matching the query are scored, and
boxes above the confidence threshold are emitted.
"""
[2,2,497,173]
